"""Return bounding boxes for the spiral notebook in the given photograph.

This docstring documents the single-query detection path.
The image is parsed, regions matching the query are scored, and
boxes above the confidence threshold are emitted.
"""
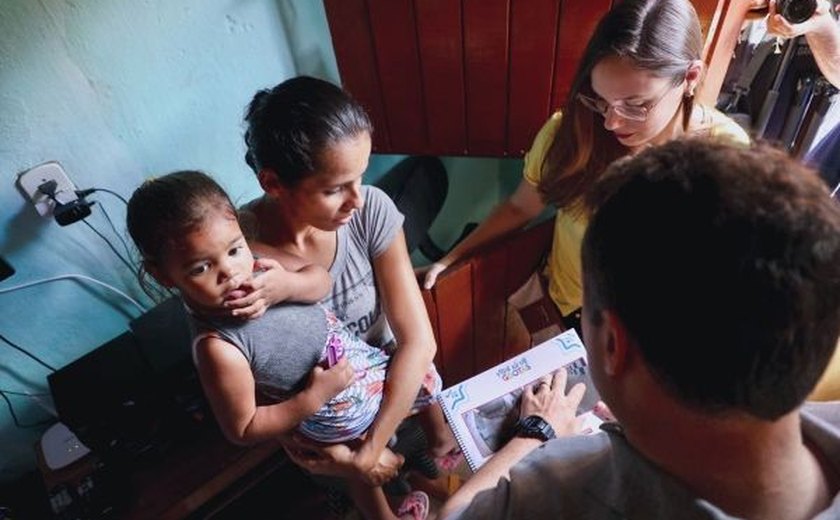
[436,329,603,472]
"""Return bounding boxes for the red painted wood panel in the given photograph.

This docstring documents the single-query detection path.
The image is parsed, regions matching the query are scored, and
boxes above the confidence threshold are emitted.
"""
[698,0,749,105]
[421,219,556,385]
[415,0,467,155]
[463,0,510,156]
[431,263,476,386]
[551,0,613,110]
[324,0,391,152]
[470,246,510,373]
[507,0,561,155]
[325,0,733,157]
[367,0,427,152]
[693,0,723,39]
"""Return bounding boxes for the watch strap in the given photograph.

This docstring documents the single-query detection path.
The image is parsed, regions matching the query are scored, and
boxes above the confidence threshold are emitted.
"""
[513,415,556,442]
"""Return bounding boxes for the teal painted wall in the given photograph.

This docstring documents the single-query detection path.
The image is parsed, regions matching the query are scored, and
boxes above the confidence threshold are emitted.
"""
[0,0,521,482]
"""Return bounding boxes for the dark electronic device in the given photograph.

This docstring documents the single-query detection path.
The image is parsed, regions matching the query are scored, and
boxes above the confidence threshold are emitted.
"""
[48,332,165,460]
[48,297,207,466]
[777,0,817,24]
[54,199,93,226]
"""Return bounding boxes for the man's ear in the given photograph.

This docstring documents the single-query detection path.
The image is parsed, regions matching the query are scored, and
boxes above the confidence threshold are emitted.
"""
[601,310,634,377]
[144,260,174,288]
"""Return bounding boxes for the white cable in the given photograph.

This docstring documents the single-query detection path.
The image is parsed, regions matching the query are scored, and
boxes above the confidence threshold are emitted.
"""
[0,274,146,313]
[831,180,840,199]
[31,393,57,418]
[0,389,57,418]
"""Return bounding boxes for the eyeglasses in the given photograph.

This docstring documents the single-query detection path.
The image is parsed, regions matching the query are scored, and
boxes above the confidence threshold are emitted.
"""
[576,80,680,122]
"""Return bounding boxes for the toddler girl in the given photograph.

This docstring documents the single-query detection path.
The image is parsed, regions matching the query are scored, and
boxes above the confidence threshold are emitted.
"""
[126,170,443,519]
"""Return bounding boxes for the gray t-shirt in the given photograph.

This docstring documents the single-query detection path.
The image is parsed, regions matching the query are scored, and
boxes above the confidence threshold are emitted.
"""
[189,303,328,402]
[324,185,404,348]
[452,402,840,519]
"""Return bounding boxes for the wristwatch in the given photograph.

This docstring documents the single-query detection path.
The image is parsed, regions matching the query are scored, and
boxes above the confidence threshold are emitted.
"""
[513,415,556,442]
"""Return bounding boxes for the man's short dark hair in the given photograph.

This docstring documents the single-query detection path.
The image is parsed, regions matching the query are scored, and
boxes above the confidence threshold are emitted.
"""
[582,138,840,420]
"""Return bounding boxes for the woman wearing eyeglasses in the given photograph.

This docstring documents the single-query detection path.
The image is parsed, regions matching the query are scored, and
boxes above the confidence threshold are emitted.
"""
[419,0,749,334]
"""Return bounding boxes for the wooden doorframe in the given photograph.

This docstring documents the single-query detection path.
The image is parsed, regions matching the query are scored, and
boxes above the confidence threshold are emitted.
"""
[698,0,751,105]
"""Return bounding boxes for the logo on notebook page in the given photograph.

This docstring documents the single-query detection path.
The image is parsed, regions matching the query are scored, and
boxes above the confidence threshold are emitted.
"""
[496,358,532,382]
[446,384,468,411]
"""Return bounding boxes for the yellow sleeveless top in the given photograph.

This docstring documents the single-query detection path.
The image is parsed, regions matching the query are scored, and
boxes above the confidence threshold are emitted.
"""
[522,109,750,316]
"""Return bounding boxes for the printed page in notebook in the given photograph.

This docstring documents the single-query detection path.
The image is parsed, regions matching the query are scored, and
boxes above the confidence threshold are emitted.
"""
[436,329,603,472]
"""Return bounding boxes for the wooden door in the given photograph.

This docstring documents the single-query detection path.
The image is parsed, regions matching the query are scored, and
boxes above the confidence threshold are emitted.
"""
[325,0,747,157]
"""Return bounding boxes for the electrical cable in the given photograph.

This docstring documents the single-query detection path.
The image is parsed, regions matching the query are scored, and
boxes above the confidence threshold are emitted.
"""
[0,332,56,372]
[0,390,53,428]
[97,203,134,261]
[82,219,138,277]
[0,389,51,397]
[0,274,146,313]
[70,185,138,278]
[82,186,139,275]
[1,388,57,420]
[90,187,129,206]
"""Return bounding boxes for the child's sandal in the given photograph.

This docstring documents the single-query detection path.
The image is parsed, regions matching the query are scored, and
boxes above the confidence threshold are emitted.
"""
[435,448,464,473]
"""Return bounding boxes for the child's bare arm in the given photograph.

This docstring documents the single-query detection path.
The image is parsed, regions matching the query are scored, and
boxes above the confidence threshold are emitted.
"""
[195,336,353,445]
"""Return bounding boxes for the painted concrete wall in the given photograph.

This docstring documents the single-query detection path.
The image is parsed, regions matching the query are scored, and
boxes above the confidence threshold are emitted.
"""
[0,0,520,483]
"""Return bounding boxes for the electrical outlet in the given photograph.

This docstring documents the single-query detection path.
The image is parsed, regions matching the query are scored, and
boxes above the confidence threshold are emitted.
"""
[17,161,78,217]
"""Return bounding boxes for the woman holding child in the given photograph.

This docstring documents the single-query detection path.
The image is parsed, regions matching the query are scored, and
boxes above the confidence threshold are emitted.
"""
[222,76,451,519]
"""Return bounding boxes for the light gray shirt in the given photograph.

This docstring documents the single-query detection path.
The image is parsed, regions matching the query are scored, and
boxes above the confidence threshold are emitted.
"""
[189,303,328,402]
[453,402,840,519]
[324,185,404,349]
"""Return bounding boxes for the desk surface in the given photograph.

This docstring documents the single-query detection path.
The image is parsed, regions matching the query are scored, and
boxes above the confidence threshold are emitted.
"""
[39,424,284,520]
[125,427,283,520]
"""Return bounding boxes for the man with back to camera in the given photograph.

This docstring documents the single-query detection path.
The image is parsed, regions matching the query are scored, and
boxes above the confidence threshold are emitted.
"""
[439,138,840,520]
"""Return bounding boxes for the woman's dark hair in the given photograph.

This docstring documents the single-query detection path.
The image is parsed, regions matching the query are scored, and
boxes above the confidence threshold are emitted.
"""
[243,76,373,186]
[126,170,236,295]
[539,0,703,209]
[582,139,840,420]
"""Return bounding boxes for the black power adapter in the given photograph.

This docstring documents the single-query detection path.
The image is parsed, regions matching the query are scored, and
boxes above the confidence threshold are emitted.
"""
[37,180,94,227]
[54,199,93,226]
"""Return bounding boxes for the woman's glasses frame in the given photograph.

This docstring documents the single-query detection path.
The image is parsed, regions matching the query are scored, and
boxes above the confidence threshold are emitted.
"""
[576,79,683,122]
